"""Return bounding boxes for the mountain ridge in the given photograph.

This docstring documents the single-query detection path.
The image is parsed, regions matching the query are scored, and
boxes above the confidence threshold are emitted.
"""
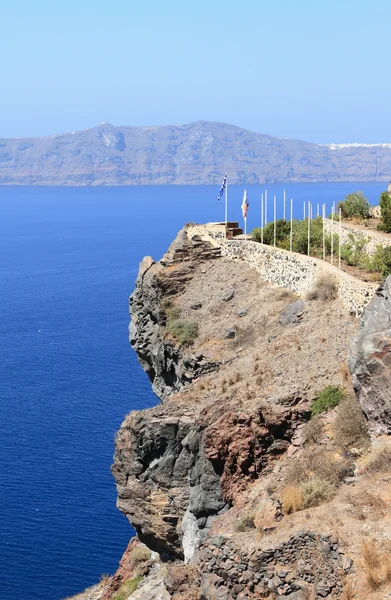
[1,120,391,185]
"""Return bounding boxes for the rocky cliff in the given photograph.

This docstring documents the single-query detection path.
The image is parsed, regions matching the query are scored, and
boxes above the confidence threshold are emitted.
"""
[349,276,391,432]
[72,227,391,600]
[2,121,391,185]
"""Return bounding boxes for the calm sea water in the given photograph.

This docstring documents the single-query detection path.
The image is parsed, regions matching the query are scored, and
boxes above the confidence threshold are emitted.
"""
[0,182,386,600]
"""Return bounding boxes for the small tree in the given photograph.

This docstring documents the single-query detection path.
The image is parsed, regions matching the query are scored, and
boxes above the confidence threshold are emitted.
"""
[379,191,391,233]
[338,191,370,220]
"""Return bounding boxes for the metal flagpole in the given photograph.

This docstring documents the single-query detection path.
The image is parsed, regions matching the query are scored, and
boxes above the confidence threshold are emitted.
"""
[265,189,268,225]
[308,201,311,255]
[339,207,342,269]
[331,203,334,266]
[283,189,286,220]
[317,203,320,218]
[322,203,326,261]
[225,173,228,235]
[261,193,264,244]
[304,202,306,220]
[274,195,277,247]
[245,217,247,239]
[290,197,293,252]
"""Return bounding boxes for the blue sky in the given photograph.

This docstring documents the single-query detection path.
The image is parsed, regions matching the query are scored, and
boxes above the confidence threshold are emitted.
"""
[1,0,390,142]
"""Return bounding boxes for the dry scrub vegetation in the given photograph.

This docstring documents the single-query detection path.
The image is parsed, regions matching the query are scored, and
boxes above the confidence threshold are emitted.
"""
[307,273,338,301]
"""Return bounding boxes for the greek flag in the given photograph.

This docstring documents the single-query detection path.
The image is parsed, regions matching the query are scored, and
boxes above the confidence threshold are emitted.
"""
[217,172,227,201]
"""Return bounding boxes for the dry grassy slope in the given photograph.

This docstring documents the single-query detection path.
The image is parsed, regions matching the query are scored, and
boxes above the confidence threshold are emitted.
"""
[170,257,356,411]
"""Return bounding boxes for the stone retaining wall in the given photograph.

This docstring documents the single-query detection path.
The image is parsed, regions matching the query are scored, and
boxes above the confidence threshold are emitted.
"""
[186,225,378,316]
[324,218,391,255]
[199,531,352,599]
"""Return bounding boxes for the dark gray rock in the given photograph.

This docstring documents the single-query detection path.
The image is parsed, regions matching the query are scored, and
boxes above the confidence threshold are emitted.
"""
[191,302,202,310]
[349,276,391,431]
[224,328,236,339]
[222,290,235,302]
[279,300,306,325]
[237,308,248,317]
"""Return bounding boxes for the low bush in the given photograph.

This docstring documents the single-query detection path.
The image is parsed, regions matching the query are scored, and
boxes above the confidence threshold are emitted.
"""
[166,319,198,346]
[162,297,173,309]
[235,513,255,532]
[129,546,150,566]
[281,485,303,514]
[285,447,347,488]
[165,306,181,320]
[311,385,345,416]
[303,415,323,445]
[333,398,369,450]
[301,477,336,508]
[307,274,338,302]
[340,234,368,267]
[365,447,391,474]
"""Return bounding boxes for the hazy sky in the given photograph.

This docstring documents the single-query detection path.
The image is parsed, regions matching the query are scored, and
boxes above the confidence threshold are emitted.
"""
[1,0,390,142]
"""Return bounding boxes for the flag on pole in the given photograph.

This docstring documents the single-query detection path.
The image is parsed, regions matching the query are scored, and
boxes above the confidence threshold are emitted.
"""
[241,190,249,218]
[217,172,227,201]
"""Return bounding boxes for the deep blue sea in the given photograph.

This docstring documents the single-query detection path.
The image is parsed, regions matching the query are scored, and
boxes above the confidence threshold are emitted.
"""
[0,182,386,600]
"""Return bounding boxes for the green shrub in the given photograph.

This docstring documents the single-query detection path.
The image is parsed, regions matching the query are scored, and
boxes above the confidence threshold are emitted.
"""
[252,217,327,258]
[166,319,198,345]
[338,191,370,220]
[113,576,143,600]
[311,385,345,416]
[363,245,391,277]
[340,234,368,267]
[379,191,391,233]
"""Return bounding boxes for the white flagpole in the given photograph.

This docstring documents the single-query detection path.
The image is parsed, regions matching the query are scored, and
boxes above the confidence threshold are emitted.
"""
[308,201,311,255]
[283,189,286,220]
[245,217,247,239]
[261,193,264,244]
[290,197,293,252]
[322,203,326,261]
[225,173,228,235]
[265,189,268,225]
[331,203,334,266]
[317,203,320,217]
[274,195,277,247]
[304,202,306,220]
[339,207,342,270]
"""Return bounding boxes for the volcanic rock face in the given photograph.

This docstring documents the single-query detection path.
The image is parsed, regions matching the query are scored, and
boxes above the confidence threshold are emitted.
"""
[349,276,391,431]
[129,234,220,399]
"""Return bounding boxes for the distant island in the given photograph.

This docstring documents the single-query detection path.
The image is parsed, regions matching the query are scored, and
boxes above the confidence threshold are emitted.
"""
[1,120,391,186]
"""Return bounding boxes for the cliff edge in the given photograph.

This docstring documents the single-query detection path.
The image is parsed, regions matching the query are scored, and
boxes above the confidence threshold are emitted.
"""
[71,227,391,600]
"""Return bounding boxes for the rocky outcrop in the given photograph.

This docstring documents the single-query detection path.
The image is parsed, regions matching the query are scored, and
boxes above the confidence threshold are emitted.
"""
[112,397,308,562]
[349,275,391,431]
[129,232,220,399]
[112,405,226,560]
